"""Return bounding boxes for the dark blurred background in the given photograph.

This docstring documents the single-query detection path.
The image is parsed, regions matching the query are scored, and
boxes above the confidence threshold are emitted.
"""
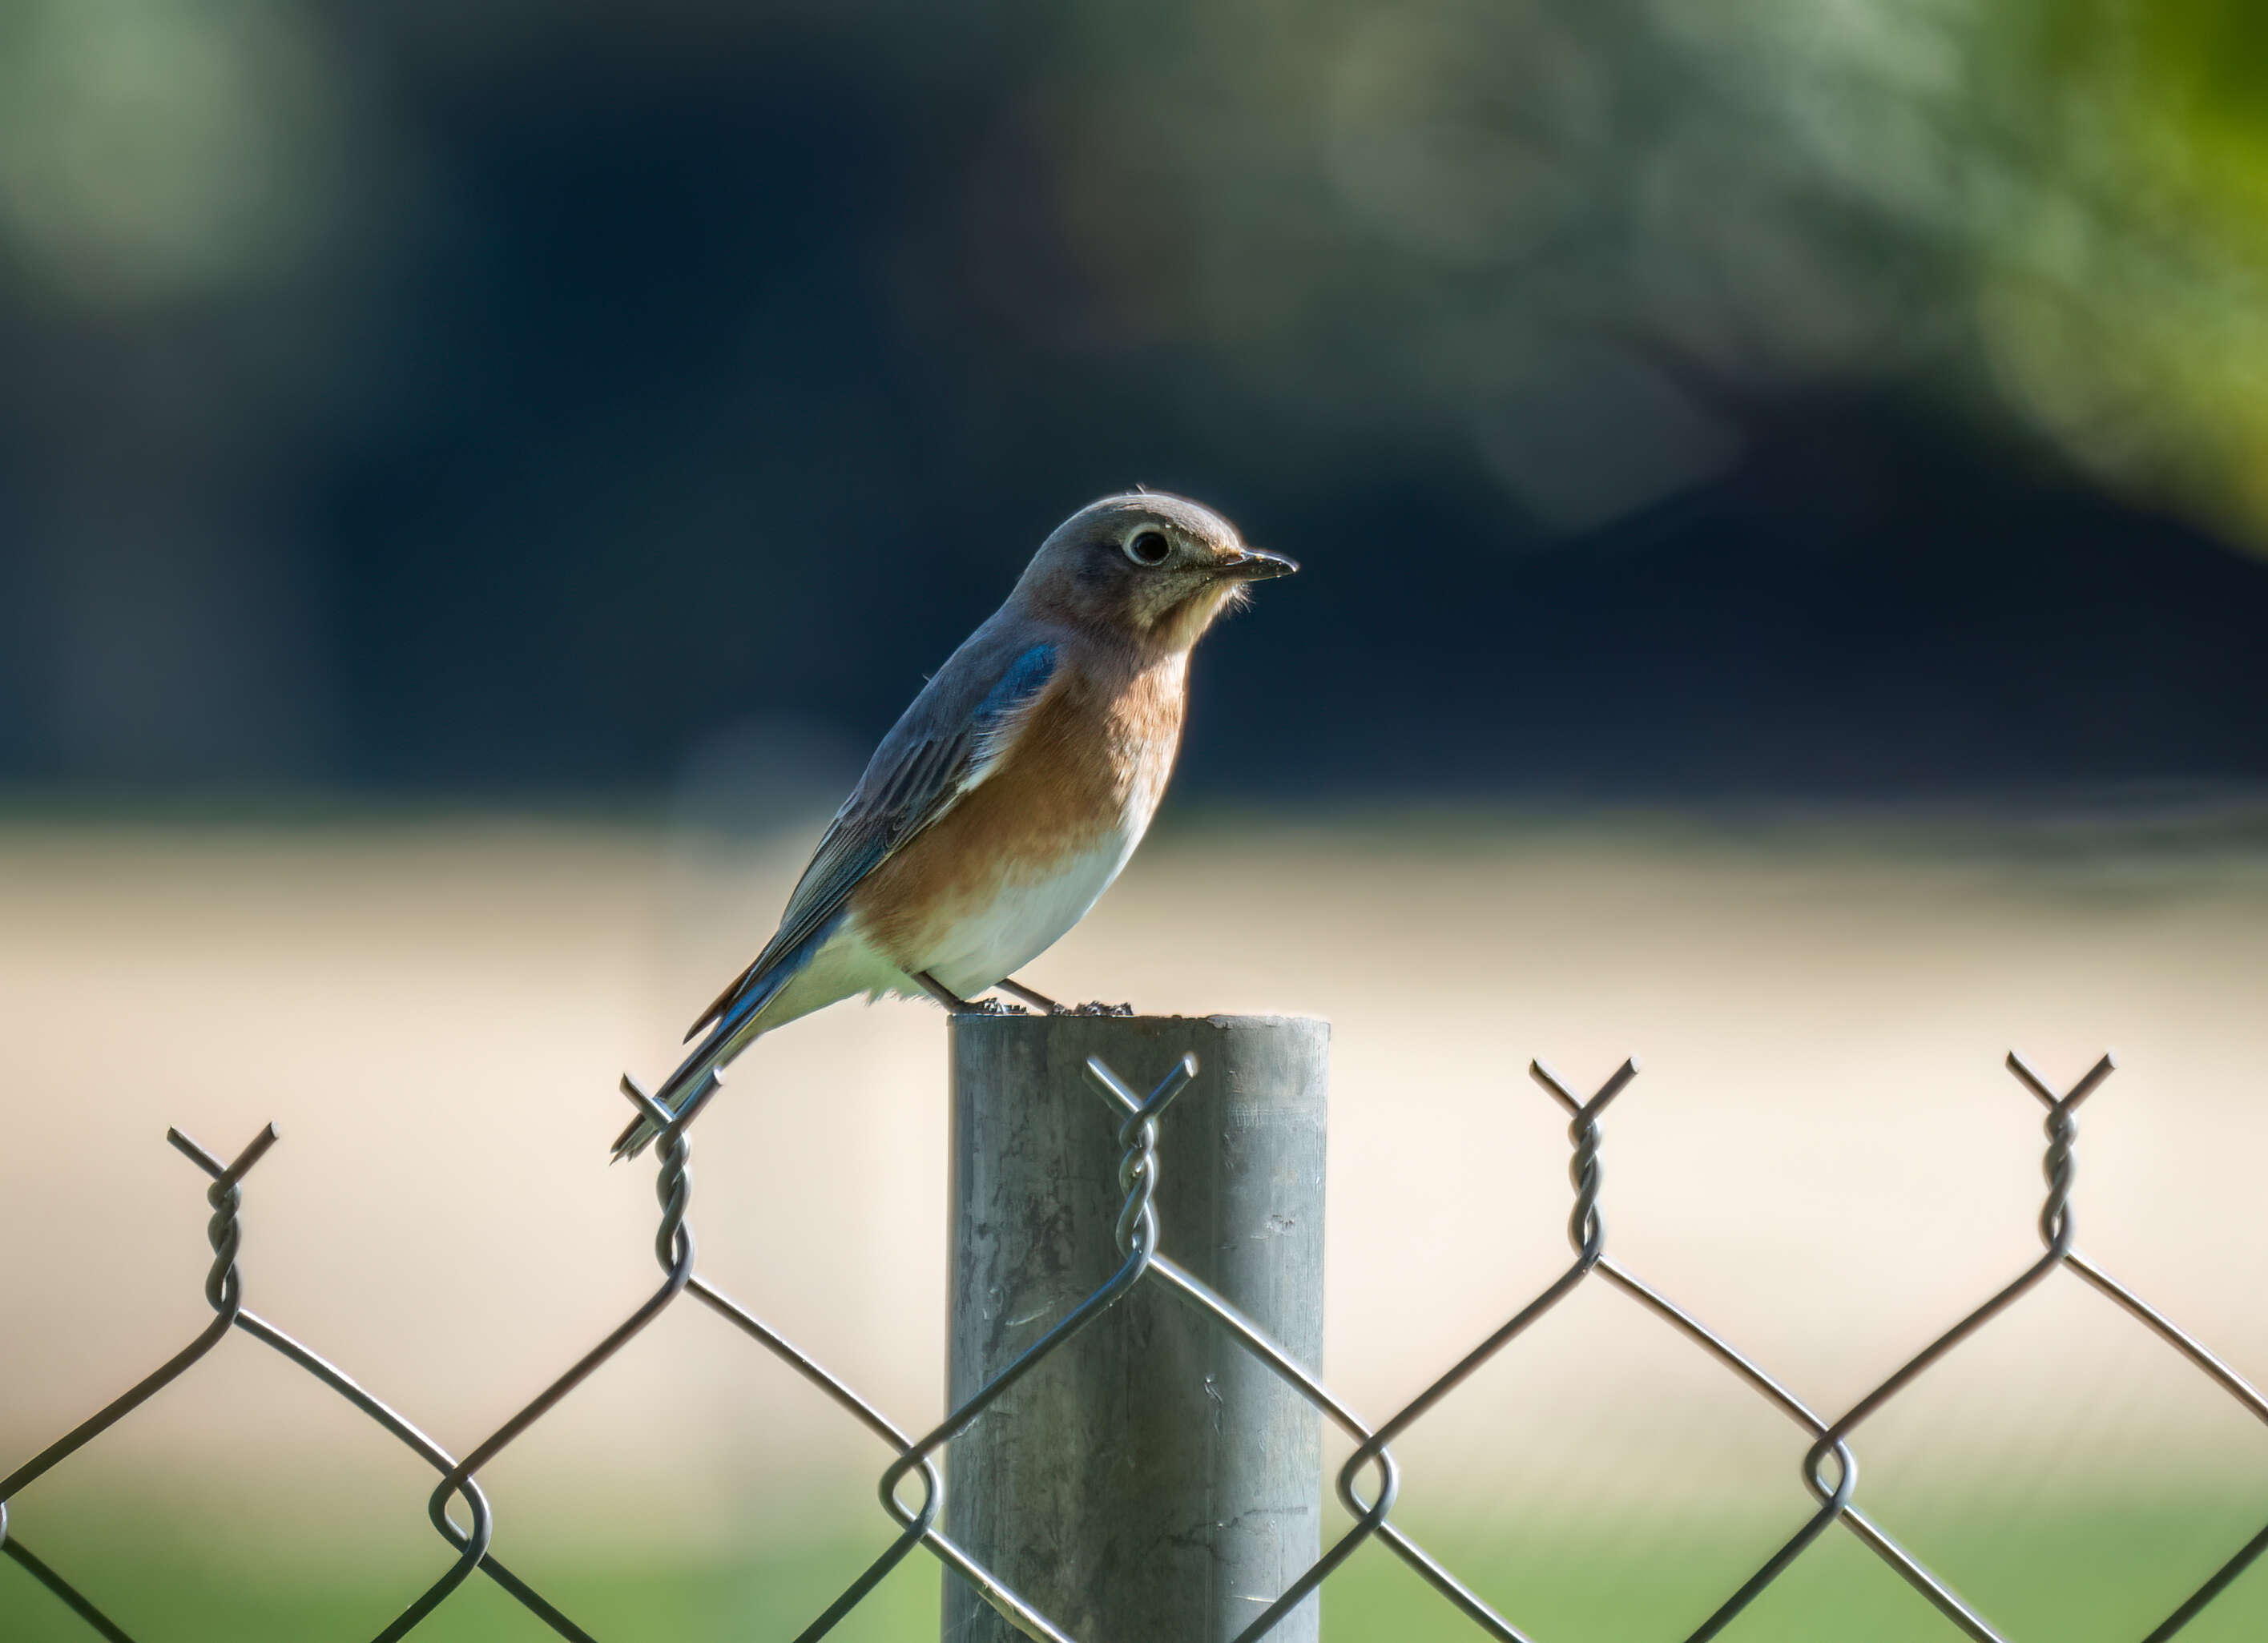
[7,0,2268,803]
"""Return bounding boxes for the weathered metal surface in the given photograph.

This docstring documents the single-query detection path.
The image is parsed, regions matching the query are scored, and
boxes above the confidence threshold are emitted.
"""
[945,1013,1328,1643]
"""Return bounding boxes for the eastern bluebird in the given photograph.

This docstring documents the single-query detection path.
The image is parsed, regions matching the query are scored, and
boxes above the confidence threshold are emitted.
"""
[613,491,1295,1157]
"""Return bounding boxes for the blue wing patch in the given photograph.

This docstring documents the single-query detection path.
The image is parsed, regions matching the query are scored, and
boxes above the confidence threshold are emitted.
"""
[964,642,1058,783]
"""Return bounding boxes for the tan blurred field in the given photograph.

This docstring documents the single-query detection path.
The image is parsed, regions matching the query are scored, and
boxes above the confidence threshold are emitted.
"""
[5,802,2267,1563]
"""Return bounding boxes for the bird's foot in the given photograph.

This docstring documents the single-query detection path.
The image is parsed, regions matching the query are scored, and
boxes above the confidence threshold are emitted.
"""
[914,970,1027,1015]
[994,978,1131,1015]
[994,977,1067,1015]
[918,971,1129,1017]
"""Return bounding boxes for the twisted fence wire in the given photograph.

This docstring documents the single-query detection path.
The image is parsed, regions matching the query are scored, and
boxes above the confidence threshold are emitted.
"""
[5,1047,2266,1641]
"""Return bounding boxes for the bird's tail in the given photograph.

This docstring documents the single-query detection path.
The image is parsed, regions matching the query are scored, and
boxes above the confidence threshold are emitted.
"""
[612,919,833,1159]
[610,1033,731,1162]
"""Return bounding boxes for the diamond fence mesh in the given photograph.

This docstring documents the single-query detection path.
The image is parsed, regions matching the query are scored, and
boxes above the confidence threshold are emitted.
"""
[3,1045,2263,1642]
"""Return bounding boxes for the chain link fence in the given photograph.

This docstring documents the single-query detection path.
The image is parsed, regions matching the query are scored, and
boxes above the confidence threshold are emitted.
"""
[4,1046,2263,1641]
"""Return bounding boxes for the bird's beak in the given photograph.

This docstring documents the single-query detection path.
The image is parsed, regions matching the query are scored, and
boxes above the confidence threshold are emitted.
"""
[1215,546,1299,582]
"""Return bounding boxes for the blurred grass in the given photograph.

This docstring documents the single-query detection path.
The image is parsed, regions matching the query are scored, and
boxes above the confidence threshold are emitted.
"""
[10,1497,2268,1641]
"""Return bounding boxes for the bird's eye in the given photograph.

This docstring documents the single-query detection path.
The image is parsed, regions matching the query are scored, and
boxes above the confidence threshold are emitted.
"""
[1123,530,1172,566]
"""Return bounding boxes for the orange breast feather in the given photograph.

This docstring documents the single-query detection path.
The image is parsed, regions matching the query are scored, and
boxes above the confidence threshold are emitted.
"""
[852,662,1185,963]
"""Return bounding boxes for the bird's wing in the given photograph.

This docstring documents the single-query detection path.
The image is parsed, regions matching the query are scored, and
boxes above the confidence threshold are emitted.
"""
[684,641,1060,1041]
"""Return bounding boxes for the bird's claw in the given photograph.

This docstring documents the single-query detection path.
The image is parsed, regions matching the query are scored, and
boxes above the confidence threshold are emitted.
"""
[918,970,1129,1017]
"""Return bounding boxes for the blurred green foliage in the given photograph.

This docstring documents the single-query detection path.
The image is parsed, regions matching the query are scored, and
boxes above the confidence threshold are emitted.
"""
[10,1495,2268,1641]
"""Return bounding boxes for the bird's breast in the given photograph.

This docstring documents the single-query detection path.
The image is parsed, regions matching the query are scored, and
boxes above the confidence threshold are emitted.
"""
[850,658,1186,988]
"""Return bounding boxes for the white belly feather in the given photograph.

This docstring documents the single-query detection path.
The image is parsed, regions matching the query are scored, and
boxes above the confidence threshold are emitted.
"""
[908,815,1144,996]
[904,713,1173,996]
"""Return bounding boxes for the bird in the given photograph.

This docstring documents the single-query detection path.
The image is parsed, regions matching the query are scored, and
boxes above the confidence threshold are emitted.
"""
[612,491,1297,1158]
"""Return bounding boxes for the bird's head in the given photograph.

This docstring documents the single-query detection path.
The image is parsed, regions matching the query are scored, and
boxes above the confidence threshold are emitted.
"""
[1015,491,1298,653]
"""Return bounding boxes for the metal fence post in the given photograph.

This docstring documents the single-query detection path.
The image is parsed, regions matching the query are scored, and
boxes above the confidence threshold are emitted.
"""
[944,1013,1328,1643]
